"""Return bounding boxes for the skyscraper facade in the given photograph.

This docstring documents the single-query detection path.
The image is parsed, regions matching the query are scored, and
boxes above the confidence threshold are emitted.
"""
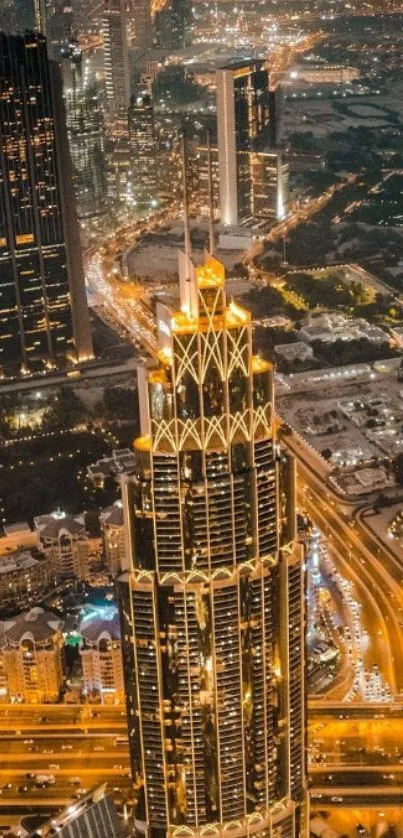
[129,0,153,55]
[0,32,93,375]
[128,91,157,208]
[251,151,289,221]
[216,60,270,226]
[28,784,124,837]
[102,0,131,120]
[119,254,306,837]
[63,44,108,219]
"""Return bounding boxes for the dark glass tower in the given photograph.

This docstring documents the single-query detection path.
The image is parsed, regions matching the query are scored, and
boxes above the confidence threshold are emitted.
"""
[217,60,270,226]
[0,31,93,375]
[63,43,107,219]
[119,254,306,837]
[128,91,157,209]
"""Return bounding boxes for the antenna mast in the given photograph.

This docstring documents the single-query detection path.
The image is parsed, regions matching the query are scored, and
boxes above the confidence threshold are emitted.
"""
[207,129,215,255]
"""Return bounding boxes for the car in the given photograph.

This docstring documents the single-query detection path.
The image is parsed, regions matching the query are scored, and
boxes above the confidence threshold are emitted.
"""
[18,786,29,794]
[331,796,343,802]
[25,773,35,779]
[2,784,12,791]
[69,777,81,785]
[61,744,73,751]
[94,746,104,752]
[23,739,33,745]
[49,764,60,770]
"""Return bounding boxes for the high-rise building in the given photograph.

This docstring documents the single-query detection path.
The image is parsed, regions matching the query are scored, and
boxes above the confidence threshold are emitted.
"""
[34,510,90,581]
[128,91,157,208]
[62,43,108,219]
[100,500,126,576]
[28,784,124,837]
[0,32,93,376]
[119,252,306,836]
[128,0,153,55]
[216,60,270,226]
[80,605,125,703]
[2,607,64,703]
[155,0,187,50]
[251,150,289,221]
[101,0,131,120]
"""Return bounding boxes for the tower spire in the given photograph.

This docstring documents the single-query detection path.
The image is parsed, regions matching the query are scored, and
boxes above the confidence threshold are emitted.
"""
[207,128,215,255]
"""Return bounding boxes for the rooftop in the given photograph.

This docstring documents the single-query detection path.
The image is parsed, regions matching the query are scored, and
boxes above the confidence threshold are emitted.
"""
[3,607,61,644]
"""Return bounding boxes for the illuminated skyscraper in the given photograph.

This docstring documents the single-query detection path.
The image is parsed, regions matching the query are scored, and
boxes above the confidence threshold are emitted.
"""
[119,253,306,837]
[128,0,153,55]
[0,32,93,375]
[63,43,108,219]
[216,60,270,226]
[28,784,124,837]
[101,0,130,120]
[128,91,157,208]
[216,60,287,227]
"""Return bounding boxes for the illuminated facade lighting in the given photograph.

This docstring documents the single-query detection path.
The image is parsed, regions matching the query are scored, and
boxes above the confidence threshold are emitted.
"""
[0,32,93,375]
[128,92,158,208]
[119,253,307,837]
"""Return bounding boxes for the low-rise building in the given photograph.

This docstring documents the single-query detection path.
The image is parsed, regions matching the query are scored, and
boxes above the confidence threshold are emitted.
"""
[0,549,55,613]
[275,342,314,364]
[34,510,90,581]
[99,501,125,576]
[300,312,388,346]
[79,606,124,703]
[2,608,64,703]
[87,449,136,489]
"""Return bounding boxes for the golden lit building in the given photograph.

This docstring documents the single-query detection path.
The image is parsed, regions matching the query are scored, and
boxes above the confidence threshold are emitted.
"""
[119,253,306,837]
[34,510,90,581]
[2,607,64,703]
[100,501,126,577]
[80,606,124,703]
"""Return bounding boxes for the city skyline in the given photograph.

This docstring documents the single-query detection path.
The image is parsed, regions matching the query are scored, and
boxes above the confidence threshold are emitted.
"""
[0,3,402,837]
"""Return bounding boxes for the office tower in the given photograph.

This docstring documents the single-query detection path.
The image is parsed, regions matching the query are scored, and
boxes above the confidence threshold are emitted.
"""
[216,59,270,226]
[251,150,289,221]
[28,784,124,837]
[102,0,131,120]
[128,0,153,54]
[0,32,93,376]
[268,85,284,149]
[128,91,157,208]
[63,43,108,219]
[2,607,64,703]
[155,0,187,49]
[80,605,125,702]
[119,252,306,836]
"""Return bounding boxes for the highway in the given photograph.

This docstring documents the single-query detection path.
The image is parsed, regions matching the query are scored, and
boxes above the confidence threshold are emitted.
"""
[283,428,403,695]
[0,706,131,820]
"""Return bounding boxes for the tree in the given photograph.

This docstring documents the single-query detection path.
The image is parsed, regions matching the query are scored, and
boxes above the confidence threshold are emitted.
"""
[42,388,86,429]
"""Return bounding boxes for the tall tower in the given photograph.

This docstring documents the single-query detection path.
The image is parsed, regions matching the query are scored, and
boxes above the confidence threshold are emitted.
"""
[128,0,153,55]
[128,90,157,208]
[216,60,270,226]
[0,31,93,376]
[101,0,131,120]
[62,43,108,219]
[119,253,307,837]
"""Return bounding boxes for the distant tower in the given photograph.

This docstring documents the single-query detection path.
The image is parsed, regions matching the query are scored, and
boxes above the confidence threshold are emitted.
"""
[0,32,93,376]
[62,43,108,219]
[29,785,124,837]
[128,0,153,55]
[101,0,131,120]
[128,90,158,208]
[216,59,270,226]
[118,251,307,836]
